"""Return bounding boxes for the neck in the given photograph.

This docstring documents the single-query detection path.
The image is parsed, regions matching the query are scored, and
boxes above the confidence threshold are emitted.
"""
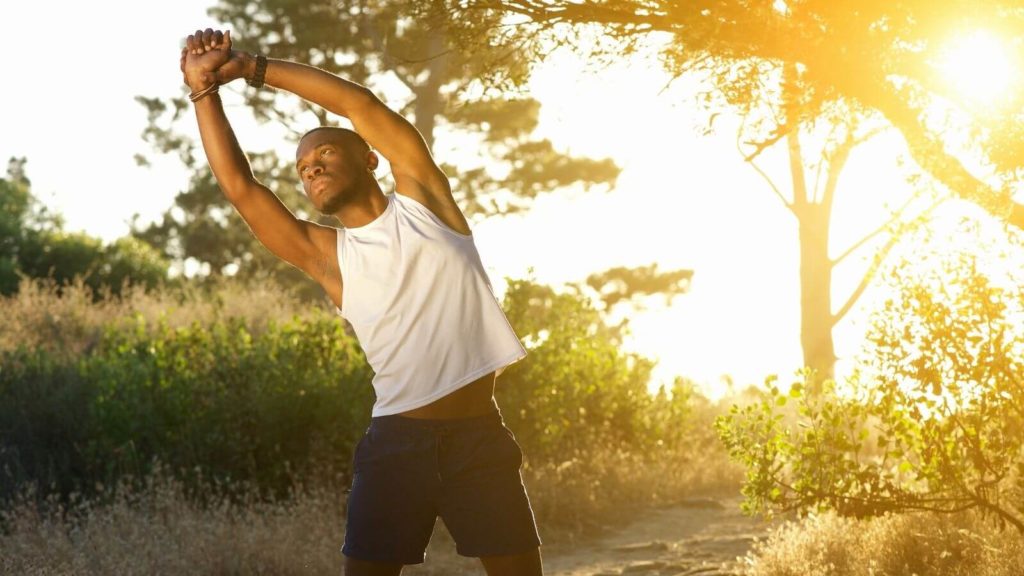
[334,182,387,228]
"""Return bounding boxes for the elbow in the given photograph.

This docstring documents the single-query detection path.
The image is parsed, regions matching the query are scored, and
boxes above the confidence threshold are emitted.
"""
[343,86,381,118]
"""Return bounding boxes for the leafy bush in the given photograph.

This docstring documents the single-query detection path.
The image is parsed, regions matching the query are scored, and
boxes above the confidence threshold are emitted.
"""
[1,313,374,503]
[715,216,1024,533]
[2,275,735,507]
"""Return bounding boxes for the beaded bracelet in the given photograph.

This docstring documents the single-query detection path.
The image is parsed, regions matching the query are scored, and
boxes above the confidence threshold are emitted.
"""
[247,53,267,88]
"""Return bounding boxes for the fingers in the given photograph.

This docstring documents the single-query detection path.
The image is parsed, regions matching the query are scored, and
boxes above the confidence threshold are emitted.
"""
[185,28,231,55]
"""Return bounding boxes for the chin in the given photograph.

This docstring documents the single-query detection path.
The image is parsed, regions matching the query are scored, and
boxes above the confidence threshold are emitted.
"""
[320,191,346,215]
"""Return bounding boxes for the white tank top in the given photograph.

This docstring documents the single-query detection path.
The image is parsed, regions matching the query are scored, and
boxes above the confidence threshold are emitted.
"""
[334,191,527,416]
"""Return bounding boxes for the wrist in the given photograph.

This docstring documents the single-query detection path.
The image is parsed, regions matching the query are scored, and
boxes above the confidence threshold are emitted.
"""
[189,83,220,103]
[185,72,215,92]
[242,52,258,83]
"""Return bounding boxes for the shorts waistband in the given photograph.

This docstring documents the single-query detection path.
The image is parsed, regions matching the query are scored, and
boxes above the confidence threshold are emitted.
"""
[370,407,504,432]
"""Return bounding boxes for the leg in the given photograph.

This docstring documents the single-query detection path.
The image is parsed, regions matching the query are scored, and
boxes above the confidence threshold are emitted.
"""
[342,424,439,569]
[343,555,404,576]
[479,548,544,576]
[438,420,543,567]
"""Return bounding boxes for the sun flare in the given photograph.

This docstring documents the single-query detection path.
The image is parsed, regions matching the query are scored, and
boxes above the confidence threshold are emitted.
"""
[937,31,1018,106]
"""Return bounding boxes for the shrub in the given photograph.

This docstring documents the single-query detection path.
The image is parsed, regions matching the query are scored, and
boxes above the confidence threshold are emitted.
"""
[715,216,1024,532]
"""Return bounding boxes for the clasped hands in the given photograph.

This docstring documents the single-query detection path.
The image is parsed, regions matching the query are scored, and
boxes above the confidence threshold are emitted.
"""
[180,28,252,93]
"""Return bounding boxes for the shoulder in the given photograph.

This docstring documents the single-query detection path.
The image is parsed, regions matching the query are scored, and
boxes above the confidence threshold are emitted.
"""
[392,174,472,237]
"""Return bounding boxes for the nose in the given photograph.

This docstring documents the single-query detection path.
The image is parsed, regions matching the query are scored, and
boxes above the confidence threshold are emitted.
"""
[307,163,324,180]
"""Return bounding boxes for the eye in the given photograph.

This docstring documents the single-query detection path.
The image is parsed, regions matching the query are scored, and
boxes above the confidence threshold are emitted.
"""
[321,148,333,157]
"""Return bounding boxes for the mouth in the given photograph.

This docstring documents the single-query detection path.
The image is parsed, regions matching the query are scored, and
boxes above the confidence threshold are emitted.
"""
[311,175,331,193]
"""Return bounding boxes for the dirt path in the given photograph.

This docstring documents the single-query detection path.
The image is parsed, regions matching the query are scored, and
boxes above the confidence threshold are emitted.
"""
[407,496,782,575]
[539,497,780,576]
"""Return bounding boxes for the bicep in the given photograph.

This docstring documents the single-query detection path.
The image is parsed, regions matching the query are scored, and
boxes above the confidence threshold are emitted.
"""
[348,91,450,194]
[349,94,469,234]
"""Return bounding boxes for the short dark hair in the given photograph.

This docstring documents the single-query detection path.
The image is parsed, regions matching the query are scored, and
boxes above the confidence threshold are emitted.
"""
[299,126,370,155]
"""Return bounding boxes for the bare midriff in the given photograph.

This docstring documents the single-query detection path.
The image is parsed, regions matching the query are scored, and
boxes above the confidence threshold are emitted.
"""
[396,371,498,419]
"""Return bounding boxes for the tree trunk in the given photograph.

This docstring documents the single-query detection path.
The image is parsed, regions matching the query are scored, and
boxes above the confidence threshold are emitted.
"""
[411,29,448,153]
[783,64,837,382]
[797,201,837,381]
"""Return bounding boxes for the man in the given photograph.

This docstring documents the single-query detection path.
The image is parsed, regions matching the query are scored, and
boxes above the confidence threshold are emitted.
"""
[181,27,543,576]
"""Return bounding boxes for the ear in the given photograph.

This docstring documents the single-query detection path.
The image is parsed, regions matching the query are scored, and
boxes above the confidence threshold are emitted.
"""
[366,150,380,172]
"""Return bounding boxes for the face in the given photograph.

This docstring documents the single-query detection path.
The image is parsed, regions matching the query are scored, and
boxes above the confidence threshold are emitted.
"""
[294,130,374,215]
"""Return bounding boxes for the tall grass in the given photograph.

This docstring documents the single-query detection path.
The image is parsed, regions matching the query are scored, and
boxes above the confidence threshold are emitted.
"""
[0,275,314,359]
[741,508,1024,576]
[0,443,741,576]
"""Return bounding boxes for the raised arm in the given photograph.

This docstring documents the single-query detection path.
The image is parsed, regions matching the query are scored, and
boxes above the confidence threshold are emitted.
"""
[182,30,340,302]
[199,34,465,232]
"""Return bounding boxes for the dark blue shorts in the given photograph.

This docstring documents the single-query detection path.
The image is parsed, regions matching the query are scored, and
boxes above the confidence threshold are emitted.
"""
[342,408,542,564]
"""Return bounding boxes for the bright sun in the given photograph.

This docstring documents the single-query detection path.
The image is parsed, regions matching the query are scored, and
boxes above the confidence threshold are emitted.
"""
[937,31,1018,106]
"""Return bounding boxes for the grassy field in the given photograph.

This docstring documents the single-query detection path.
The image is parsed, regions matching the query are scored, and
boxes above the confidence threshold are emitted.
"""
[3,278,1019,575]
[0,277,742,574]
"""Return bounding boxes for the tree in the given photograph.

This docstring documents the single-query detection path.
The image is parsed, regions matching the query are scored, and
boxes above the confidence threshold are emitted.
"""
[0,158,169,298]
[438,0,1024,377]
[449,0,1024,225]
[0,158,35,294]
[133,0,622,299]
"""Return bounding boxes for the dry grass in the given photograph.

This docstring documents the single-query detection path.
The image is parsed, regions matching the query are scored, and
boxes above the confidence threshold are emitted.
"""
[0,442,741,576]
[0,276,319,358]
[1,468,345,576]
[524,441,744,547]
[741,507,1024,576]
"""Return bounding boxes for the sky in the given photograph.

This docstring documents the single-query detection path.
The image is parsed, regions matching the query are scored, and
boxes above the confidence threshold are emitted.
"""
[0,1,964,400]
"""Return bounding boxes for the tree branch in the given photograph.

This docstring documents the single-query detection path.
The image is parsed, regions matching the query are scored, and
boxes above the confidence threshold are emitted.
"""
[742,124,791,163]
[833,193,919,268]
[737,115,792,212]
[834,75,1023,228]
[832,199,943,325]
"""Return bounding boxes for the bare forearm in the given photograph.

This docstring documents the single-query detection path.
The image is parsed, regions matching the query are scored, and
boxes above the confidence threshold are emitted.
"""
[193,93,256,196]
[257,56,377,119]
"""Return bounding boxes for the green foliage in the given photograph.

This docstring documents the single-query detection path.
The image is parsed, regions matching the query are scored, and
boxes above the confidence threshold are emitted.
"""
[84,315,374,500]
[0,312,373,503]
[715,217,1024,532]
[499,277,671,459]
[0,158,170,298]
[1,276,717,506]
